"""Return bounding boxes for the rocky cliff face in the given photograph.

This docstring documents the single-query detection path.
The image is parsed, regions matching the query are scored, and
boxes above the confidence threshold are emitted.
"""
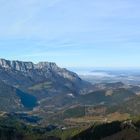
[0,59,59,72]
[0,58,91,99]
[0,59,34,71]
[0,58,79,80]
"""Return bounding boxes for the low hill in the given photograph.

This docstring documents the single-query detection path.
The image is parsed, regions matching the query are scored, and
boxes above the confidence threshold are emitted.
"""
[70,119,140,140]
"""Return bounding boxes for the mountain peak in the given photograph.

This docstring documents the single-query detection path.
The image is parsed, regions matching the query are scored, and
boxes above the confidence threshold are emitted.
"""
[35,61,57,69]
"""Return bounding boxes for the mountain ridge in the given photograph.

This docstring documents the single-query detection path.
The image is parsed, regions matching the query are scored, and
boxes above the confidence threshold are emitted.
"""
[0,58,64,72]
[0,58,82,80]
[0,58,91,99]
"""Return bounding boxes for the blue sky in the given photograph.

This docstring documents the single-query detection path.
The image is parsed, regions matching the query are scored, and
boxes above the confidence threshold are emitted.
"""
[0,0,140,68]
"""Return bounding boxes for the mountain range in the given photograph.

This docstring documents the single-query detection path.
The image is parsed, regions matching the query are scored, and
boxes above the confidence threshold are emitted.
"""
[0,58,140,119]
[1,58,140,140]
[0,58,91,111]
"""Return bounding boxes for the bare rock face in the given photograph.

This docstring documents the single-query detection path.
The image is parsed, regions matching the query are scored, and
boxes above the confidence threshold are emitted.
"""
[0,59,79,81]
[0,59,81,83]
[0,58,91,99]
[0,59,34,71]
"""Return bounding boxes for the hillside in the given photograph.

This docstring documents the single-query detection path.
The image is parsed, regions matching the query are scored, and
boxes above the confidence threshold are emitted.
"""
[70,119,140,140]
[0,80,37,111]
[40,88,136,108]
[0,115,140,140]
